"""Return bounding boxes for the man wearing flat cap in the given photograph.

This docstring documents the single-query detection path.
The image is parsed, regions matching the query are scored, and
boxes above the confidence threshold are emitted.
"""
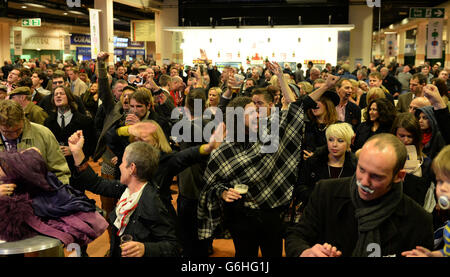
[9,86,48,125]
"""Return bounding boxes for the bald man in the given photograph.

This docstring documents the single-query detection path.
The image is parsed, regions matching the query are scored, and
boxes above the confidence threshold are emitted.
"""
[408,97,431,114]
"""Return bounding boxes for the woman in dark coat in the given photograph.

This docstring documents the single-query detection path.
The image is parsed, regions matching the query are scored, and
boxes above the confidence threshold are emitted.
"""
[295,122,357,213]
[68,133,180,257]
[352,97,396,151]
[44,85,97,174]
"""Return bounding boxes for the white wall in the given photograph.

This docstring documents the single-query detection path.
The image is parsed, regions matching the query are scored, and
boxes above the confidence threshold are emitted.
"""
[176,26,347,68]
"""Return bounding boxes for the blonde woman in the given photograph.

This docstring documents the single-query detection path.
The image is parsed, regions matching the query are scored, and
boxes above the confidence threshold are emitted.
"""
[296,122,357,212]
[206,87,222,108]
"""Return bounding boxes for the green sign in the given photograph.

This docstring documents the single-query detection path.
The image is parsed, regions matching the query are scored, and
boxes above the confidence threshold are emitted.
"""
[409,7,445,18]
[22,18,41,27]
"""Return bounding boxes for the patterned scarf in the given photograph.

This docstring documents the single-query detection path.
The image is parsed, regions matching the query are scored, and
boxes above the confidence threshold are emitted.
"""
[114,183,147,236]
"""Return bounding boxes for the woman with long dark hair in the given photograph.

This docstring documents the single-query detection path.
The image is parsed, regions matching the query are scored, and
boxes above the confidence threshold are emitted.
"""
[352,97,397,151]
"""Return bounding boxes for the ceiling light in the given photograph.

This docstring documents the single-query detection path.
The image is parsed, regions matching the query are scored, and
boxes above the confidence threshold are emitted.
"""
[63,12,68,15]
[26,3,46,8]
[68,10,85,16]
[21,5,27,8]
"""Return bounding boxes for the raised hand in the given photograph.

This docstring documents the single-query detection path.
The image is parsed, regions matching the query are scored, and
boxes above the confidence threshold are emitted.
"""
[203,122,226,154]
[68,130,85,154]
[266,61,282,76]
[200,49,208,61]
[128,121,158,143]
[423,84,446,109]
[68,130,86,166]
[325,74,340,89]
[97,52,109,62]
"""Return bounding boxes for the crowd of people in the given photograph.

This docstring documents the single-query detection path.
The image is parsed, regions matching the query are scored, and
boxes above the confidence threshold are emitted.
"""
[0,49,449,258]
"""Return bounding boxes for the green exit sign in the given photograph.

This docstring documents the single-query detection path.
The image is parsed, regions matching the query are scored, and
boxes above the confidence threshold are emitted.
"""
[22,18,41,27]
[409,8,445,18]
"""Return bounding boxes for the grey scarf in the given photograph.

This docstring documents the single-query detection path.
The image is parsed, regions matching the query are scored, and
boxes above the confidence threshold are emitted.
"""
[350,175,403,257]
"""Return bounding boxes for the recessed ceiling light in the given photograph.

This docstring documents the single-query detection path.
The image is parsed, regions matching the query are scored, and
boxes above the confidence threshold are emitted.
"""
[63,12,68,15]
[21,5,27,8]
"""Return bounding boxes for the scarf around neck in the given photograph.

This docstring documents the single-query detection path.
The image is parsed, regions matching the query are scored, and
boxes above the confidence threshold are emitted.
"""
[114,183,147,236]
[350,174,403,257]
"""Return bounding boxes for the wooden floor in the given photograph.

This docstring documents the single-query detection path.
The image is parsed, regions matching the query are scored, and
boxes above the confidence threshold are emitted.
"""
[68,160,237,257]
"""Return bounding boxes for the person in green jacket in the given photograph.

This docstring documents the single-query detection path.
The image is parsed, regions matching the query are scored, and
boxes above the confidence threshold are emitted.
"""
[0,99,71,185]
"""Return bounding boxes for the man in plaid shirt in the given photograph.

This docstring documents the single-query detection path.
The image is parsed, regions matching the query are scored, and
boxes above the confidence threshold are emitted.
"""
[197,63,340,257]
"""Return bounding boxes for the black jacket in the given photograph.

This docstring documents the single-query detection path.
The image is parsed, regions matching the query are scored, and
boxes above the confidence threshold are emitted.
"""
[352,121,391,151]
[71,166,180,257]
[285,177,434,257]
[295,145,357,209]
[44,110,96,173]
[343,101,361,130]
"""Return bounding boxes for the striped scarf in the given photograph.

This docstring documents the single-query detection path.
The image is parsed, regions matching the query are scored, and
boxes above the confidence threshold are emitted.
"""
[114,183,147,236]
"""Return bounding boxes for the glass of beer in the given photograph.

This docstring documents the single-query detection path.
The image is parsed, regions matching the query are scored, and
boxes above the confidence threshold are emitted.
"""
[234,184,248,194]
[231,86,240,94]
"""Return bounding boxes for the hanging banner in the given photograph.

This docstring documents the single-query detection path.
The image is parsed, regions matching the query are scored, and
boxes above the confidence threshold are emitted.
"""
[427,19,443,59]
[64,35,71,54]
[384,34,397,57]
[14,30,22,56]
[89,9,101,59]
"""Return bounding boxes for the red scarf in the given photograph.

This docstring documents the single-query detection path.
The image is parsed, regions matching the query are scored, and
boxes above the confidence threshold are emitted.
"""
[422,131,432,146]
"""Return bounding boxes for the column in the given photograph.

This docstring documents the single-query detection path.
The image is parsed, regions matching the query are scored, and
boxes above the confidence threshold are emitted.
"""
[155,0,178,66]
[94,0,114,64]
[348,5,373,70]
[397,30,406,65]
[445,18,450,69]
[415,22,427,66]
[0,21,11,64]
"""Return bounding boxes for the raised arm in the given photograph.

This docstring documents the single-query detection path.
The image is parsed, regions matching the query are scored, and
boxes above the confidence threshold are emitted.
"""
[266,61,296,104]
[96,52,115,114]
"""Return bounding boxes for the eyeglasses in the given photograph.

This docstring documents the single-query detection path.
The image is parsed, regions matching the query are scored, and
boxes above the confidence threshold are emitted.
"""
[53,80,65,85]
[54,91,66,96]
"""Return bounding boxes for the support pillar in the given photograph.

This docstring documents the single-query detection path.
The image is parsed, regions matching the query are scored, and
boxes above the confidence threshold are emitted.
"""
[397,30,406,65]
[349,4,373,71]
[445,18,450,69]
[94,0,114,64]
[415,22,427,66]
[0,21,11,64]
[155,0,178,66]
